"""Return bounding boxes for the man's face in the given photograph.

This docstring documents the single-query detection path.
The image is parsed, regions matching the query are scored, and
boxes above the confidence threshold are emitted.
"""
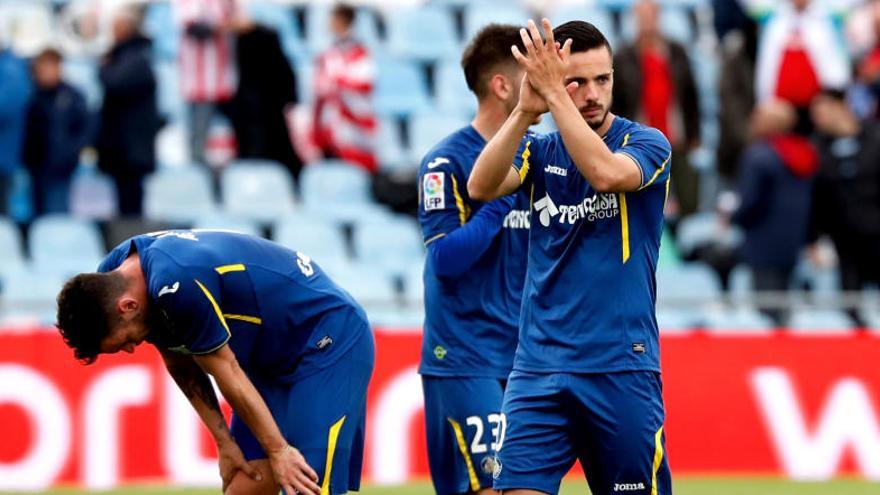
[634,0,660,39]
[99,316,148,355]
[33,57,61,89]
[564,47,614,131]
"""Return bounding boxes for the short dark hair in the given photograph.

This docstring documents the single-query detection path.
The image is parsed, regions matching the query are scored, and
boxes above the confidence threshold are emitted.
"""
[56,272,127,364]
[34,47,63,64]
[332,3,356,27]
[552,20,613,58]
[461,24,526,99]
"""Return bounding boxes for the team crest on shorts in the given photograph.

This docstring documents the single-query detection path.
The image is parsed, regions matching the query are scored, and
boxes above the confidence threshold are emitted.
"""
[491,456,502,479]
[480,456,495,475]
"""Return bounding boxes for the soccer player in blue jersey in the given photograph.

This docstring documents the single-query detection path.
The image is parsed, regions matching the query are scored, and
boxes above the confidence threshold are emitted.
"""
[55,230,374,495]
[469,19,674,495]
[418,25,533,495]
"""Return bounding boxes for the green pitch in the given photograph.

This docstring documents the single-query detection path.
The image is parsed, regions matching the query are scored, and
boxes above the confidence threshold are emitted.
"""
[13,478,879,495]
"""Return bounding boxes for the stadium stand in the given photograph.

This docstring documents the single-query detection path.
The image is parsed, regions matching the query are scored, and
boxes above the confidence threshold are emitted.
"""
[28,215,103,276]
[220,160,297,223]
[144,167,215,224]
[387,6,459,62]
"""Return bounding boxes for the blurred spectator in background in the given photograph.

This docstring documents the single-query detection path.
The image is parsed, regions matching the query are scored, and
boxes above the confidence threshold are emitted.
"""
[733,100,817,326]
[228,15,302,180]
[174,0,237,166]
[0,43,31,216]
[23,48,91,216]
[97,6,161,217]
[717,16,758,181]
[809,90,880,327]
[755,0,849,131]
[613,0,701,219]
[312,3,377,173]
[854,0,880,119]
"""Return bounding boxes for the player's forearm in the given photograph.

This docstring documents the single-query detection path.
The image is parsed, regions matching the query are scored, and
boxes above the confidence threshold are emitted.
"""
[545,91,640,193]
[468,109,533,201]
[162,352,235,447]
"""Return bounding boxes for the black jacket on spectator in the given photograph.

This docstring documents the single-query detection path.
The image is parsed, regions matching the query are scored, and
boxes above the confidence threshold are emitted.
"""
[24,82,90,179]
[229,25,302,180]
[810,121,880,286]
[732,141,813,269]
[96,34,161,216]
[612,41,701,148]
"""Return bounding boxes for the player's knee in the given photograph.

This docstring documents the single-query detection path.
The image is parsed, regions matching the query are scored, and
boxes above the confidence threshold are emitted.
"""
[475,488,500,495]
[224,468,277,495]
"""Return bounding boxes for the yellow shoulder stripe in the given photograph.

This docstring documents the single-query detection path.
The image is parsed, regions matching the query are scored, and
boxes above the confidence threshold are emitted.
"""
[194,280,230,334]
[223,314,262,325]
[640,153,671,190]
[450,175,470,226]
[518,141,532,183]
[622,133,631,147]
[215,264,245,275]
[448,418,481,492]
[321,416,347,495]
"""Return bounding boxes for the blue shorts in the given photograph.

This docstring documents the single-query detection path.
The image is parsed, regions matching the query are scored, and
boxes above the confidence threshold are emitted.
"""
[422,375,507,495]
[493,370,671,495]
[231,326,374,495]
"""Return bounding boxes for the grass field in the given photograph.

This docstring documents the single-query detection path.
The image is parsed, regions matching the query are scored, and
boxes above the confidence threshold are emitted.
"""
[10,478,879,495]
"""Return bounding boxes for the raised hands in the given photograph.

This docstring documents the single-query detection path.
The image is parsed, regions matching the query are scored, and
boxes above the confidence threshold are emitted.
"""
[512,18,575,102]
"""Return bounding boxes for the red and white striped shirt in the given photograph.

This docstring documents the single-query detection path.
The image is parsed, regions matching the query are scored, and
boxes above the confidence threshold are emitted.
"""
[174,0,237,103]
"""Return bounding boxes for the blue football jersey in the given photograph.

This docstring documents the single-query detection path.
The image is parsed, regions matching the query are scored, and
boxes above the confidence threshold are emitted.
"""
[511,116,672,373]
[417,126,530,378]
[98,230,369,381]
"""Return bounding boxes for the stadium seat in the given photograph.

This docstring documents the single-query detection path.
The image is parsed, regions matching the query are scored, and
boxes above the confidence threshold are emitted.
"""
[463,3,530,42]
[143,0,180,61]
[305,4,381,53]
[318,261,398,313]
[387,6,459,61]
[704,307,775,333]
[62,57,102,110]
[299,160,372,207]
[154,60,185,121]
[657,263,722,301]
[192,214,261,238]
[434,60,478,118]
[374,55,432,117]
[274,216,349,264]
[221,160,296,223]
[0,218,26,277]
[376,117,410,171]
[352,216,424,274]
[408,112,470,162]
[676,211,742,256]
[788,309,854,333]
[0,269,66,325]
[548,5,617,48]
[144,167,215,224]
[29,215,104,275]
[69,167,117,220]
[402,263,424,306]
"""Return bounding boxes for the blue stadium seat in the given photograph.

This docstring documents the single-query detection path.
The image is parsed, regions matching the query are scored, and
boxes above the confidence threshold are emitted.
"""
[402,262,424,305]
[0,269,66,325]
[305,4,381,53]
[409,112,470,162]
[318,261,398,314]
[294,60,314,104]
[374,55,432,117]
[192,214,261,238]
[144,167,215,224]
[299,160,372,207]
[154,60,184,121]
[29,215,104,275]
[548,5,618,48]
[62,57,101,109]
[352,216,424,274]
[657,262,722,301]
[376,118,410,171]
[676,211,742,256]
[0,218,25,277]
[463,3,530,42]
[435,60,477,118]
[656,308,701,332]
[788,309,854,333]
[274,215,349,264]
[387,6,459,61]
[704,307,775,332]
[143,0,180,61]
[221,160,296,222]
[69,167,117,220]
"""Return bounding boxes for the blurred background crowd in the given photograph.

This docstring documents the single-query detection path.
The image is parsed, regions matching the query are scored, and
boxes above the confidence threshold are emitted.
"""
[0,0,878,331]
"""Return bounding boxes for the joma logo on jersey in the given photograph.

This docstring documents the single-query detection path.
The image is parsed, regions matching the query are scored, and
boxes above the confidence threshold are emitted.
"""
[502,209,530,229]
[544,164,568,176]
[613,482,646,492]
[533,192,619,227]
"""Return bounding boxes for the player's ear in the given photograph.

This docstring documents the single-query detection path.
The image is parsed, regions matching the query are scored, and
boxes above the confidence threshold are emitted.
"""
[118,296,139,317]
[490,73,512,101]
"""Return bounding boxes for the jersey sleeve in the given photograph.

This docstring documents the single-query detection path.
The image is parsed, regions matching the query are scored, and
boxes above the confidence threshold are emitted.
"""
[418,154,470,244]
[148,250,231,355]
[616,127,673,190]
[512,132,548,187]
[97,240,133,272]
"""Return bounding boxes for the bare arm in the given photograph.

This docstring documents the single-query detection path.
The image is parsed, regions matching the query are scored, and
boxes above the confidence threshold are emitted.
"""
[193,345,320,495]
[468,107,534,201]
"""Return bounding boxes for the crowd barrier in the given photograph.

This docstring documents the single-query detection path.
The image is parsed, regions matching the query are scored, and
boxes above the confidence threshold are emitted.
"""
[1,328,878,490]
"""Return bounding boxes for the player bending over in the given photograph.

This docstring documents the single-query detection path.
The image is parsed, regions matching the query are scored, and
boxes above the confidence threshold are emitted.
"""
[55,230,374,495]
[417,24,533,495]
[469,19,673,495]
